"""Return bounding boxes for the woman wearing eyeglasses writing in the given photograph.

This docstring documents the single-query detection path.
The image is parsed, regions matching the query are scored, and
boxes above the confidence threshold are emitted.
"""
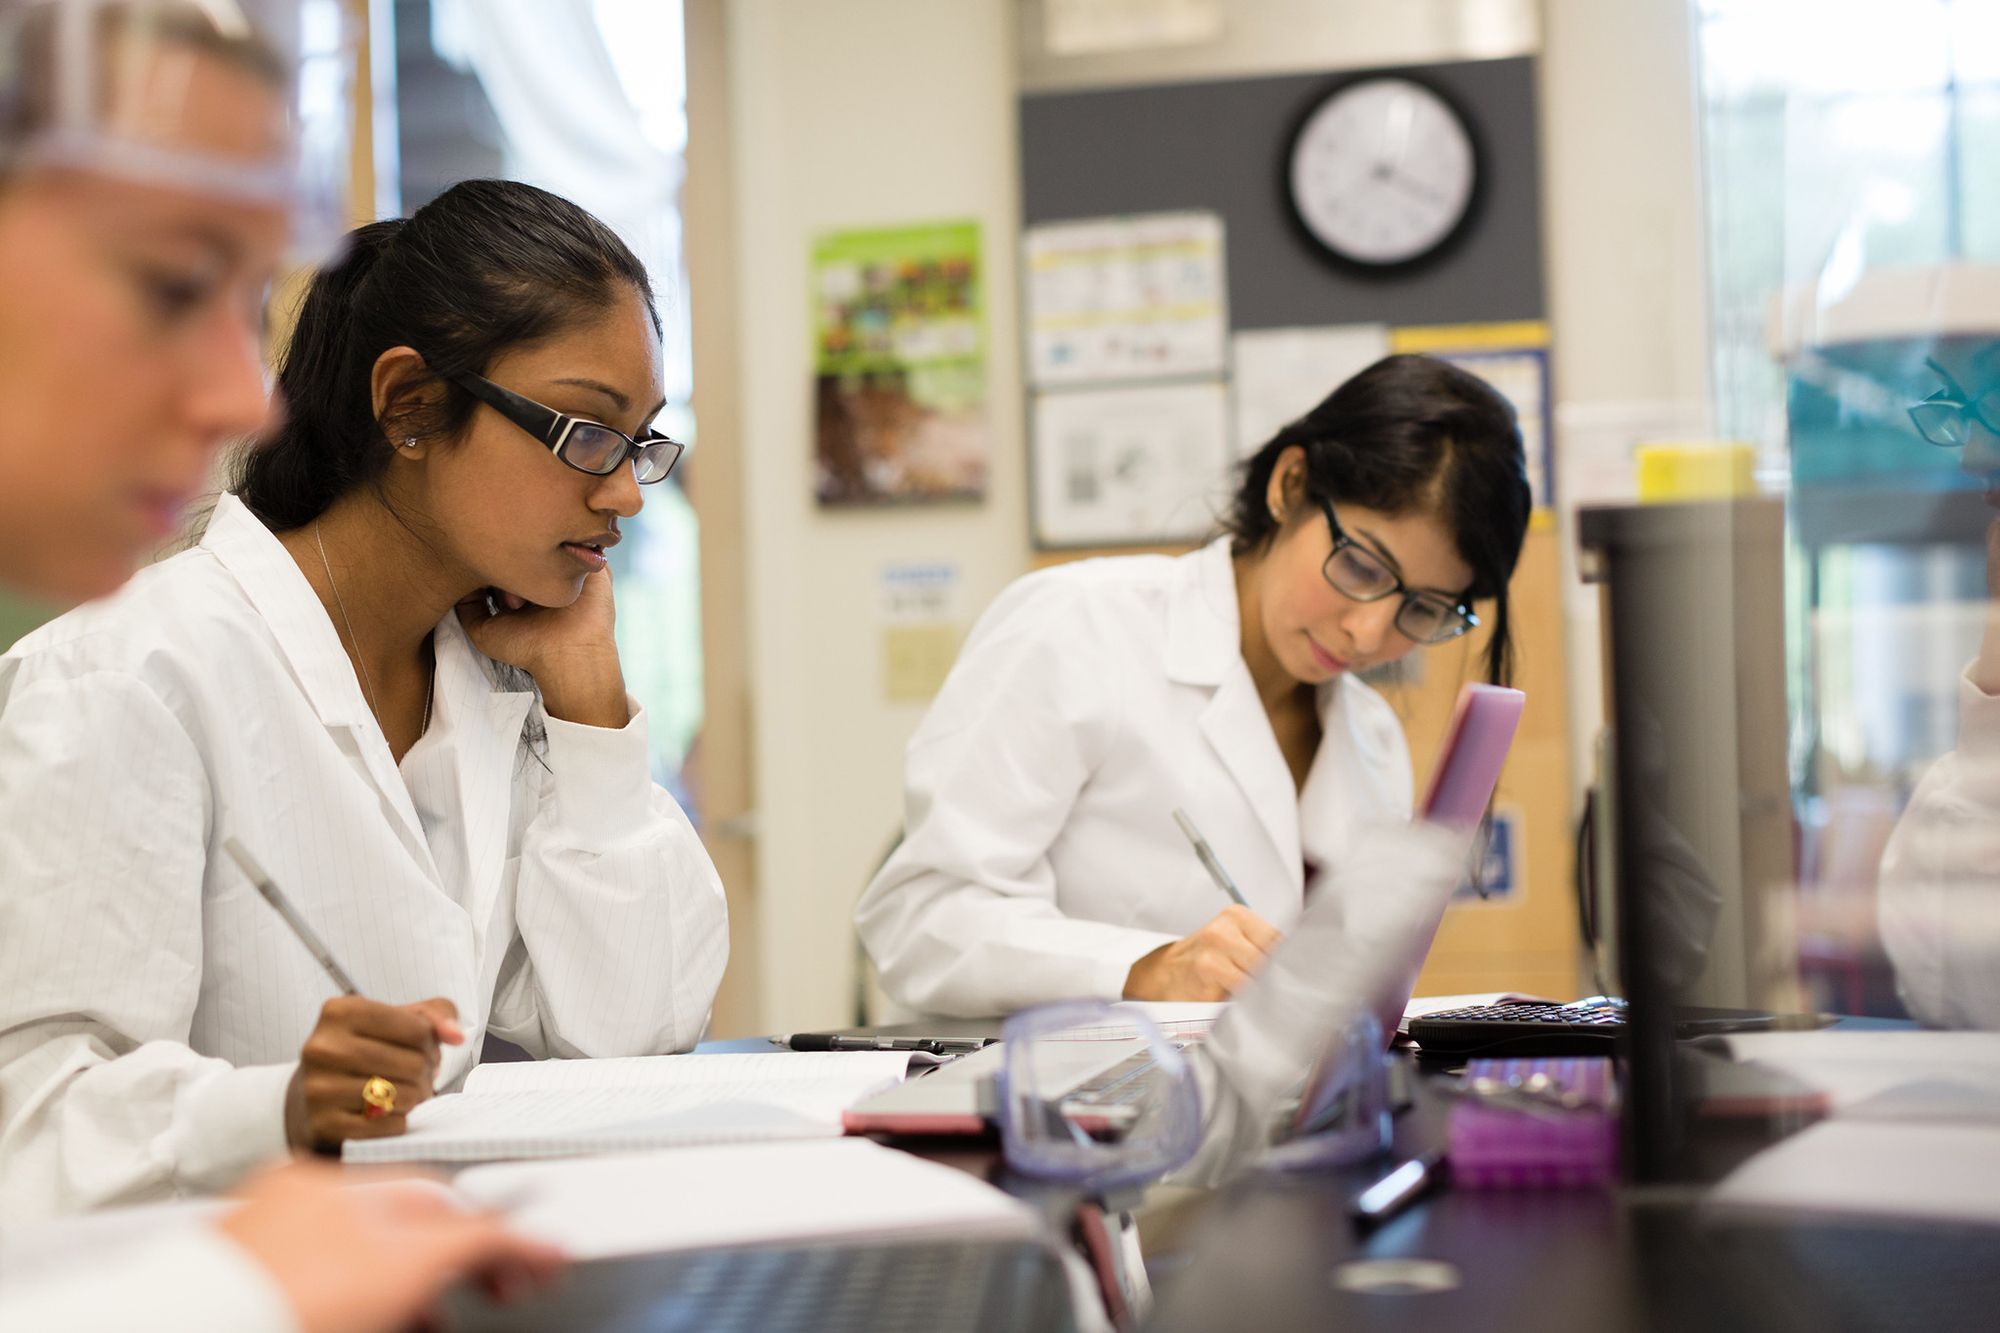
[0,178,727,1215]
[857,355,1530,1018]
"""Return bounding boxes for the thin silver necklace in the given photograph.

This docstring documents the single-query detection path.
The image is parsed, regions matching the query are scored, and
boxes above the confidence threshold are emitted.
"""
[314,521,432,739]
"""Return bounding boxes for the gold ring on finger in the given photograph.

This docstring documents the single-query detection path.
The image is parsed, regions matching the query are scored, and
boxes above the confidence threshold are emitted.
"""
[361,1075,397,1120]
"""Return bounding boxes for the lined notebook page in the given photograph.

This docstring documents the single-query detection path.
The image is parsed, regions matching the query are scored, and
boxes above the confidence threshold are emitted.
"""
[343,1052,912,1164]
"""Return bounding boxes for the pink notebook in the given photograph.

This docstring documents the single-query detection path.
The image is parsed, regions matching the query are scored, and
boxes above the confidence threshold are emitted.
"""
[1419,684,1526,830]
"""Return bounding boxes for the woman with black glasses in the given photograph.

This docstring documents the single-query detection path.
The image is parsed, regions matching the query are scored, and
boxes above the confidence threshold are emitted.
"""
[857,355,1530,1018]
[0,177,727,1212]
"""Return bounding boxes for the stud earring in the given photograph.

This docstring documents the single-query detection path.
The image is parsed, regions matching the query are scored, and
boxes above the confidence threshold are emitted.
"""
[400,437,419,450]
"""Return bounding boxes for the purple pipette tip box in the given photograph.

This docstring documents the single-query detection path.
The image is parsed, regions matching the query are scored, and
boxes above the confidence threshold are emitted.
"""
[1447,1056,1619,1190]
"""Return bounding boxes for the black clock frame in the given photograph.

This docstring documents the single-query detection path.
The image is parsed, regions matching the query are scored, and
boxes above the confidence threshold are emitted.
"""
[1279,69,1488,278]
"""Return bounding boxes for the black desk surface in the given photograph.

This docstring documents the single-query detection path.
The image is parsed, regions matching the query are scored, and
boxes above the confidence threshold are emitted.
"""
[710,1021,2000,1333]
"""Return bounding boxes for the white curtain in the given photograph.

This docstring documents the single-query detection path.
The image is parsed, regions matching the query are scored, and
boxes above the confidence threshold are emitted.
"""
[430,0,702,791]
[431,0,691,405]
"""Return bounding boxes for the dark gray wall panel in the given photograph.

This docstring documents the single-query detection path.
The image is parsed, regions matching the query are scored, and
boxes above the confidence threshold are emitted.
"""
[1019,56,1545,328]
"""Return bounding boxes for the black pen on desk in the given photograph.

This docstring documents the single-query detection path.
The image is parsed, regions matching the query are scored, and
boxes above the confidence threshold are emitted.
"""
[771,1034,994,1055]
[1351,1149,1446,1228]
[223,837,360,996]
[1171,808,1250,908]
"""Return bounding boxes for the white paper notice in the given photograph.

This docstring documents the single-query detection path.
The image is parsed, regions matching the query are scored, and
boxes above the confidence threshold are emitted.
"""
[1033,379,1231,546]
[1230,325,1389,456]
[1026,212,1228,387]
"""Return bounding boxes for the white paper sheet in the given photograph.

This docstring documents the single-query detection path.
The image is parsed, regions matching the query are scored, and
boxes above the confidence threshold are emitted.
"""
[1032,379,1231,545]
[456,1139,1040,1260]
[1025,212,1227,387]
[1230,325,1389,456]
[1049,1001,1229,1042]
[344,1052,913,1164]
[1711,1120,2000,1225]
[1720,1031,2000,1120]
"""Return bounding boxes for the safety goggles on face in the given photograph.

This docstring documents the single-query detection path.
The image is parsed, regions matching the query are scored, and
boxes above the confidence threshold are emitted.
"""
[450,371,685,485]
[1316,496,1477,645]
[1909,358,2000,449]
[0,0,350,260]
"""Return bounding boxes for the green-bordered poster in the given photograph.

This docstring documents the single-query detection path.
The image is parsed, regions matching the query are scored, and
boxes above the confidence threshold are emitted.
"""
[812,220,987,505]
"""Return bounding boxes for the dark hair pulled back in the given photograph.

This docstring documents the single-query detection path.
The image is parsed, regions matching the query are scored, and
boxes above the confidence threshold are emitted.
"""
[236,178,658,530]
[1225,354,1532,685]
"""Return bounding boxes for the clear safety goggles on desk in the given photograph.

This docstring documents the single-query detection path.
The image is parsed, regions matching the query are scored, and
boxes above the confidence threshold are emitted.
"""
[995,1002,1392,1190]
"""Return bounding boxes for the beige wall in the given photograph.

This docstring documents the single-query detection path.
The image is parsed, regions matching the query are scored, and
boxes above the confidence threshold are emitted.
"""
[1538,0,1713,813]
[698,0,1713,1030]
[721,0,1030,1033]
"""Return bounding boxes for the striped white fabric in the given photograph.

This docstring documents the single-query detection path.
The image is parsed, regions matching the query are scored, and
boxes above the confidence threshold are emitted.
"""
[0,494,729,1219]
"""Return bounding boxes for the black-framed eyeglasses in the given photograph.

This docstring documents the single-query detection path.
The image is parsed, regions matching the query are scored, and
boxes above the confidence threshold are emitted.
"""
[449,371,684,484]
[1317,496,1477,645]
[1909,358,2000,449]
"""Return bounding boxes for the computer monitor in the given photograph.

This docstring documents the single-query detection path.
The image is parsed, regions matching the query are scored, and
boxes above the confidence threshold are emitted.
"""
[1577,497,1798,1182]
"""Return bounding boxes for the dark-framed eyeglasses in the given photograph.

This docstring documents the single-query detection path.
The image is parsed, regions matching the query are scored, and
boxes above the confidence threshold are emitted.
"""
[1909,358,2000,449]
[449,371,684,484]
[1316,496,1477,645]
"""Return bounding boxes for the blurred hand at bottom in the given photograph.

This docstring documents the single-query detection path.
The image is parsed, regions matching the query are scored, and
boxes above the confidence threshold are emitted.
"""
[216,1163,564,1333]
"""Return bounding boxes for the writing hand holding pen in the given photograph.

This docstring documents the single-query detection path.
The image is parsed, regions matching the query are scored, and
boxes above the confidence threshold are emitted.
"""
[224,838,463,1153]
[1123,809,1281,1001]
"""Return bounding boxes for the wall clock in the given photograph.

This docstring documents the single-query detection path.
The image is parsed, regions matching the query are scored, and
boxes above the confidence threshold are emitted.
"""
[1286,75,1479,270]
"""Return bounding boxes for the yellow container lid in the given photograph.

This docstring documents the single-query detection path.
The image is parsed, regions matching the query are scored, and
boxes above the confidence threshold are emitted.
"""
[1635,441,1757,502]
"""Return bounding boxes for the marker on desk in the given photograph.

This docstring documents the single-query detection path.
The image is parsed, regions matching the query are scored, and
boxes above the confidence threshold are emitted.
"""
[1351,1149,1446,1228]
[223,836,360,996]
[773,1034,995,1056]
[1171,808,1249,909]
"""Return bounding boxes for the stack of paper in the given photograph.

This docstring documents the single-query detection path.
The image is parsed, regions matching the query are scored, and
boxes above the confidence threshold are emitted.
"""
[343,1051,913,1164]
[455,1139,1041,1260]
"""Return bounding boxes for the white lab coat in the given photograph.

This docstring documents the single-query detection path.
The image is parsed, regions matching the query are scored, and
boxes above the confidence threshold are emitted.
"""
[856,538,1413,1018]
[1879,664,2000,1028]
[0,493,729,1218]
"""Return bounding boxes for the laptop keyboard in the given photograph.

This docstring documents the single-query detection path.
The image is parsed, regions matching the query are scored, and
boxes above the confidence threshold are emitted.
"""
[1408,1002,1625,1057]
[451,1237,1079,1332]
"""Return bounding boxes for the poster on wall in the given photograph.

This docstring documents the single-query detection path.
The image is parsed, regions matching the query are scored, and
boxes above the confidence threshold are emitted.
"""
[1024,211,1228,387]
[1032,379,1231,547]
[812,221,988,505]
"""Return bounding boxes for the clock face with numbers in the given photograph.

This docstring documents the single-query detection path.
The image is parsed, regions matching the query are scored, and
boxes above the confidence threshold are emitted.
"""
[1286,76,1479,269]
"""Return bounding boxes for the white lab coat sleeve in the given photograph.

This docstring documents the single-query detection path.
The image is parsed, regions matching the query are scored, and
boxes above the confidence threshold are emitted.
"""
[856,581,1180,1018]
[0,1225,298,1333]
[1878,667,2000,1029]
[0,670,294,1216]
[488,698,729,1057]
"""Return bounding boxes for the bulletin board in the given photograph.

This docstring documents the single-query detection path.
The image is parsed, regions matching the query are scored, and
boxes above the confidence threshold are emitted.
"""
[1018,55,1548,551]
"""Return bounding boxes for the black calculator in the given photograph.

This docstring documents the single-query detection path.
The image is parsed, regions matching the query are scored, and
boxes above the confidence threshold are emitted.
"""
[1406,999,1627,1058]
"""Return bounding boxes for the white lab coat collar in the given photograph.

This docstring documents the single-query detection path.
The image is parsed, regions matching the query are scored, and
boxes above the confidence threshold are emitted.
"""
[201,493,373,731]
[424,612,537,934]
[1162,537,1402,892]
[1163,537,1243,688]
[200,493,536,886]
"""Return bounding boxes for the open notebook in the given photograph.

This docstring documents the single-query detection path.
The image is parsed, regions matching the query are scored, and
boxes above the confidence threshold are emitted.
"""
[342,1051,914,1165]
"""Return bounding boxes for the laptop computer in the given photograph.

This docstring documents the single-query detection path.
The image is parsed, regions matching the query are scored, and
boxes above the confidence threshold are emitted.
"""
[448,1235,1081,1332]
[846,683,1526,1135]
